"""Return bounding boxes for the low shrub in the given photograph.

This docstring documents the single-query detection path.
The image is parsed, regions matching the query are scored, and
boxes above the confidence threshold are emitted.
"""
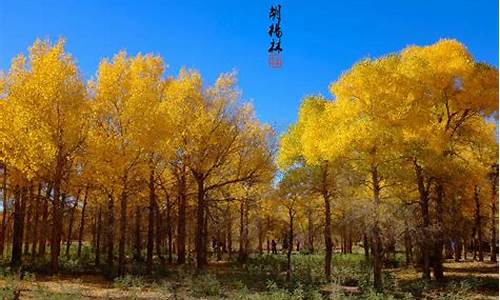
[113,274,146,289]
[191,273,222,297]
[383,253,405,268]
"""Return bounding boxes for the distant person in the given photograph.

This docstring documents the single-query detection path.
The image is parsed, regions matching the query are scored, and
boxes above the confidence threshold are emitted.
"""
[211,237,217,257]
[216,241,222,261]
[271,239,277,254]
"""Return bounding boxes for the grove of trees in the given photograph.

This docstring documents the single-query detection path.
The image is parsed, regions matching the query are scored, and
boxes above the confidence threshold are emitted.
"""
[278,39,498,290]
[0,38,275,276]
[0,38,497,292]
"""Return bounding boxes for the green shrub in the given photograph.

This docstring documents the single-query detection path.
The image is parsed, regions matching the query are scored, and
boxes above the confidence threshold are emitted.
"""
[234,284,251,300]
[59,257,80,272]
[362,289,398,300]
[383,253,404,268]
[434,279,477,300]
[291,254,324,285]
[153,280,175,297]
[191,273,222,297]
[403,279,429,298]
[23,255,51,274]
[236,280,321,300]
[331,254,371,288]
[263,281,299,300]
[246,254,287,275]
[244,253,372,290]
[113,274,146,289]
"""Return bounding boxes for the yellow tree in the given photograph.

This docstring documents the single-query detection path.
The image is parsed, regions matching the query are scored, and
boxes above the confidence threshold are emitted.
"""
[328,56,412,290]
[278,96,338,281]
[280,55,413,290]
[0,39,88,272]
[452,126,497,263]
[128,54,172,274]
[397,39,498,280]
[177,72,275,270]
[277,168,313,281]
[89,51,168,274]
[161,69,202,264]
[321,40,498,287]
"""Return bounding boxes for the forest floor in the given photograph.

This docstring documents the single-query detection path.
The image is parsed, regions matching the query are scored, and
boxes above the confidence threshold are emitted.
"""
[0,253,497,299]
[392,259,498,299]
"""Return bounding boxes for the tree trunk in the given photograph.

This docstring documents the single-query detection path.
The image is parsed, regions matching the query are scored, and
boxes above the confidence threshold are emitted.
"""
[227,203,233,259]
[95,206,102,267]
[414,159,431,281]
[118,181,128,275]
[77,189,88,258]
[490,166,498,263]
[307,208,314,254]
[23,186,33,255]
[432,182,444,281]
[65,189,81,257]
[146,168,156,274]
[340,227,345,254]
[238,199,249,263]
[286,208,294,282]
[31,184,41,254]
[474,185,483,262]
[50,176,63,274]
[134,207,142,261]
[11,185,24,268]
[176,170,186,264]
[257,219,263,255]
[38,184,51,257]
[203,204,209,261]
[348,228,353,253]
[491,197,497,262]
[50,154,65,273]
[463,235,469,260]
[91,212,96,252]
[454,237,462,262]
[106,193,115,269]
[371,163,383,292]
[372,226,383,291]
[363,232,370,259]
[195,177,207,270]
[472,226,477,260]
[166,194,173,264]
[155,202,164,264]
[321,162,333,282]
[323,193,333,281]
[451,195,462,262]
[0,165,7,258]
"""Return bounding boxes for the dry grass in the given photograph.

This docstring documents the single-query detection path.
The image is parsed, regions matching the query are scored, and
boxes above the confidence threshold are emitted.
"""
[0,274,171,299]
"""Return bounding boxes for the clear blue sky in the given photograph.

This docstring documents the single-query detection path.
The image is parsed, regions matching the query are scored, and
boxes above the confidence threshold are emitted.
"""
[0,0,498,132]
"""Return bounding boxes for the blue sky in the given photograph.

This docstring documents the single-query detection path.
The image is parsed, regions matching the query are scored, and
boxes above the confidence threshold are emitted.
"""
[0,0,498,133]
